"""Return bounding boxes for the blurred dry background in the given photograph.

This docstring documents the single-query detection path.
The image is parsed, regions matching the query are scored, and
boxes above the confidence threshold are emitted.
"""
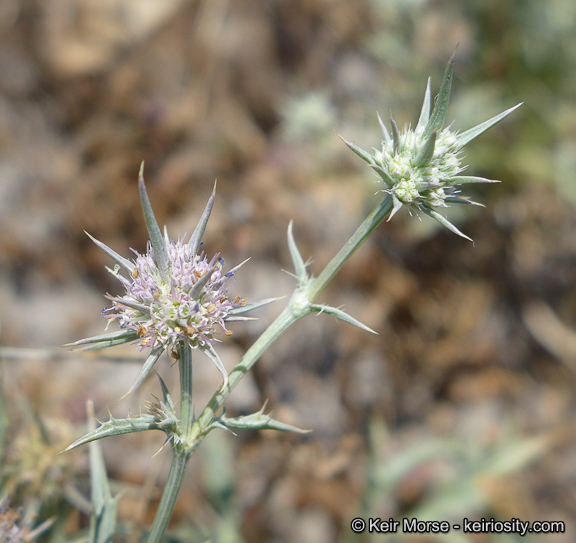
[1,0,576,541]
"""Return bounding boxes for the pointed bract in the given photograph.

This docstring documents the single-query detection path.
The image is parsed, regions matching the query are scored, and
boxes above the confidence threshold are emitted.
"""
[423,208,473,243]
[446,176,501,185]
[339,135,376,165]
[85,232,135,274]
[456,103,523,147]
[370,164,395,187]
[423,52,455,139]
[287,221,308,283]
[189,180,217,255]
[416,78,432,132]
[310,303,377,334]
[65,329,140,350]
[377,112,391,142]
[415,130,437,167]
[201,342,229,388]
[121,346,164,399]
[229,297,279,316]
[138,163,170,282]
[390,117,400,155]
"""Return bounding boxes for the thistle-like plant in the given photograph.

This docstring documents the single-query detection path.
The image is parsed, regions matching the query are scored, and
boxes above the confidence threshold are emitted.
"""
[342,53,522,242]
[65,56,520,543]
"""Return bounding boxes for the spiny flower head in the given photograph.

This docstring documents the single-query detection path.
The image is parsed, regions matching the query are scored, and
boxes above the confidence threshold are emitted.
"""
[68,165,265,396]
[343,53,522,242]
[105,239,246,353]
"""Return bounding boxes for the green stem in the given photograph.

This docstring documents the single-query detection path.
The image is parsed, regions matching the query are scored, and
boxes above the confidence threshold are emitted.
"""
[146,452,189,543]
[147,343,193,542]
[147,194,393,541]
[309,194,393,301]
[198,194,393,428]
[178,344,194,440]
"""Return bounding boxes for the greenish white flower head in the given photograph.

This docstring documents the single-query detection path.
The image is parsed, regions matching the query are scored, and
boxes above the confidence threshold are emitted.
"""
[68,166,268,397]
[343,54,522,242]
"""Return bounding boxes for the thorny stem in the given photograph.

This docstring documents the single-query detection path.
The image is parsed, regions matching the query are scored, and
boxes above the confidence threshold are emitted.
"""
[147,194,393,541]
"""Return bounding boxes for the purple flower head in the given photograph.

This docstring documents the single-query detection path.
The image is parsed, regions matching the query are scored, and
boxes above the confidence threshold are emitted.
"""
[108,239,246,352]
[67,166,270,396]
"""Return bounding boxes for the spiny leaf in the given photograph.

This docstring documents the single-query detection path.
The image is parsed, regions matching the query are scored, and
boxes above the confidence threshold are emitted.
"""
[65,413,162,451]
[215,406,310,434]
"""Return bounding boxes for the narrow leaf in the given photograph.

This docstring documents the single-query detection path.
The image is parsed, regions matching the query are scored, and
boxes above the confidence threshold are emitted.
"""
[339,135,376,165]
[424,52,456,139]
[446,176,500,185]
[85,232,135,274]
[105,296,150,314]
[416,77,432,132]
[86,401,119,543]
[121,345,164,399]
[189,180,217,255]
[456,103,523,147]
[138,162,170,282]
[287,221,308,282]
[423,207,473,243]
[445,196,484,207]
[201,342,229,388]
[229,296,280,316]
[65,329,140,350]
[310,304,377,334]
[415,130,437,167]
